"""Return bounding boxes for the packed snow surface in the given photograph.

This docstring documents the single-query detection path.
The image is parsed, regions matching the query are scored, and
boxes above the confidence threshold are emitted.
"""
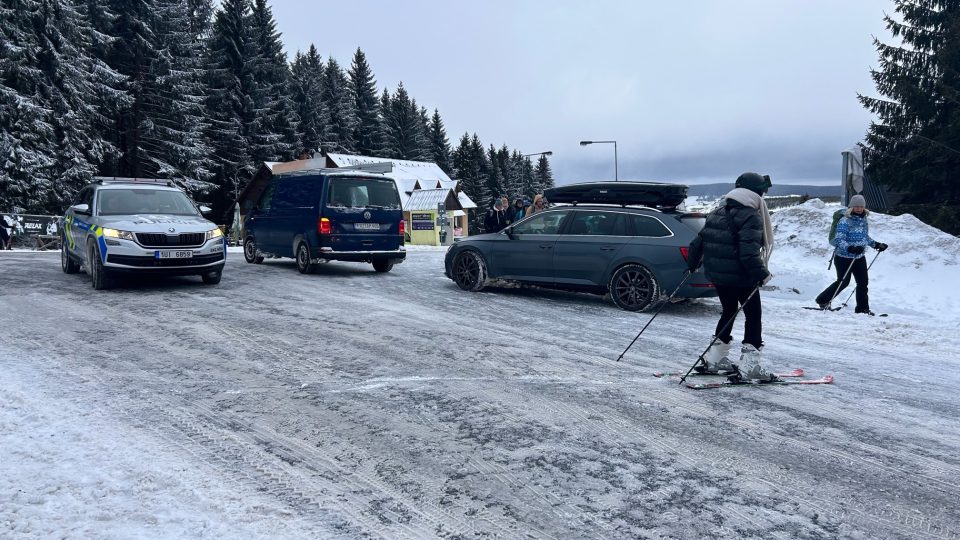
[1,201,958,539]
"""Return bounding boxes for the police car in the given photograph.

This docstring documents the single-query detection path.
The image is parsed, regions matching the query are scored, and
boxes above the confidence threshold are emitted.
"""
[61,177,226,289]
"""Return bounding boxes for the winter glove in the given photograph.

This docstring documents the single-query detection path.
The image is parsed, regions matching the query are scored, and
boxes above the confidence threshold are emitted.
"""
[847,245,865,255]
[874,242,888,252]
[760,274,774,287]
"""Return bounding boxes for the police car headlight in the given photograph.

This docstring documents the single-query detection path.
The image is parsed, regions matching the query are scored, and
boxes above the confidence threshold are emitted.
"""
[102,228,135,241]
[206,227,223,241]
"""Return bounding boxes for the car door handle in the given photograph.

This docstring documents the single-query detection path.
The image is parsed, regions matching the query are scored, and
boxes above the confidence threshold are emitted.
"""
[539,243,553,249]
[600,246,617,251]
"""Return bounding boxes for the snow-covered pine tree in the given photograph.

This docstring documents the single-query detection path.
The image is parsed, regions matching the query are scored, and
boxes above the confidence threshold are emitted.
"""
[452,132,489,234]
[321,57,356,154]
[0,0,126,213]
[427,109,452,173]
[522,155,537,197]
[206,0,256,218]
[486,145,506,199]
[290,45,324,157]
[859,0,960,203]
[535,154,554,191]
[348,47,381,156]
[382,83,426,161]
[247,0,297,163]
[507,150,526,200]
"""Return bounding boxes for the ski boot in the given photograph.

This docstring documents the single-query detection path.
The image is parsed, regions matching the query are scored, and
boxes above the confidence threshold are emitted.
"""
[694,338,734,374]
[727,344,779,383]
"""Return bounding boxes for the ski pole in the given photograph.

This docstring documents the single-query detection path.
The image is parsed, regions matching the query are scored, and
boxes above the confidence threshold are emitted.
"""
[616,270,693,362]
[838,251,882,309]
[678,285,761,384]
[823,252,859,309]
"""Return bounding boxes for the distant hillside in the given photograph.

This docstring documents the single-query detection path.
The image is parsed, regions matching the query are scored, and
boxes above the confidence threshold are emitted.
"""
[686,183,840,198]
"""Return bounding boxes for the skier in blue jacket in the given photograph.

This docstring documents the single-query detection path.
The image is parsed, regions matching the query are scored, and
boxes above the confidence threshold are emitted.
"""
[815,194,888,314]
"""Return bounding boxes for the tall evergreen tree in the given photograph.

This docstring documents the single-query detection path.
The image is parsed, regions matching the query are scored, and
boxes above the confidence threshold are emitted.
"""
[535,154,555,192]
[290,45,324,156]
[348,47,381,156]
[859,0,960,202]
[321,57,355,153]
[0,0,126,212]
[206,0,256,217]
[486,145,506,197]
[427,109,452,173]
[452,132,490,234]
[382,83,426,160]
[247,0,297,163]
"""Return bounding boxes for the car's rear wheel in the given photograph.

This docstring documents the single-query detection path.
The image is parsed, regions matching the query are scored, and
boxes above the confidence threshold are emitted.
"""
[452,250,488,292]
[61,237,79,274]
[244,236,264,264]
[88,240,112,290]
[372,259,393,273]
[609,264,660,311]
[295,241,315,274]
[201,269,222,284]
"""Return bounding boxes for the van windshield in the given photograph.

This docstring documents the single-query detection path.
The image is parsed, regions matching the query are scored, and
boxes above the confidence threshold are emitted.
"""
[327,177,401,210]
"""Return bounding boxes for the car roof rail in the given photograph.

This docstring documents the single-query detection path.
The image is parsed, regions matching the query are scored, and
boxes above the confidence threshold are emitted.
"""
[275,162,394,178]
[94,176,176,187]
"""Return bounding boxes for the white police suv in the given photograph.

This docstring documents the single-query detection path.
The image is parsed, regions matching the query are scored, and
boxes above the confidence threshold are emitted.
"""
[61,177,226,289]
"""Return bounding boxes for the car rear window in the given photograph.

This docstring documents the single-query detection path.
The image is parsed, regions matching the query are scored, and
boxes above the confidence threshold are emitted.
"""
[98,189,198,216]
[630,214,672,237]
[327,177,401,210]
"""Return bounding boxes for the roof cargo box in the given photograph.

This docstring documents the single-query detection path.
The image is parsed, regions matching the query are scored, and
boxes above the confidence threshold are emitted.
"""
[544,182,688,208]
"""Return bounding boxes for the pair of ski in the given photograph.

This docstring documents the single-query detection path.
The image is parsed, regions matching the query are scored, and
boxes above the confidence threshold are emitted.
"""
[653,368,835,390]
[803,306,888,317]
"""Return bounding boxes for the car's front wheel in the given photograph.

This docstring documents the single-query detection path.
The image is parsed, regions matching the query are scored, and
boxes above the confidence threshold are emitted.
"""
[61,237,79,274]
[201,269,222,284]
[609,264,660,311]
[244,236,264,264]
[88,240,112,290]
[452,250,488,292]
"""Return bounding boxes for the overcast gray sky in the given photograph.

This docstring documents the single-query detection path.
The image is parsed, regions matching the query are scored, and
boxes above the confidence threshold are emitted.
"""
[270,0,891,185]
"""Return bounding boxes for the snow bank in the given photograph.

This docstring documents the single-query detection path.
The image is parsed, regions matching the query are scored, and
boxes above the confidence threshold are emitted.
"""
[766,199,960,316]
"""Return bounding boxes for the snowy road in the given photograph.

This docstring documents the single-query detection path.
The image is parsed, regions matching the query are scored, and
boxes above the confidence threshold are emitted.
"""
[2,245,959,539]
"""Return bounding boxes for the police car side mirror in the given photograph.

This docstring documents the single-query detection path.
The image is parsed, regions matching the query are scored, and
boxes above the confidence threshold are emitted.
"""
[199,205,212,214]
[72,203,90,216]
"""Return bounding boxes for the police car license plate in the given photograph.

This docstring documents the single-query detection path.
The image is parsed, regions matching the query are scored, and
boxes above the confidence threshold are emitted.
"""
[155,250,193,259]
[354,223,379,231]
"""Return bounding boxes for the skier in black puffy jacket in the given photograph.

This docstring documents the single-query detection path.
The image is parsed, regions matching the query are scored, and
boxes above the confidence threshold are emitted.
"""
[687,172,776,382]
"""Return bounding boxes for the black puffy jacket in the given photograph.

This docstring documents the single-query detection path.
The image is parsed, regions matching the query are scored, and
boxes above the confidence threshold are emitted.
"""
[687,199,770,287]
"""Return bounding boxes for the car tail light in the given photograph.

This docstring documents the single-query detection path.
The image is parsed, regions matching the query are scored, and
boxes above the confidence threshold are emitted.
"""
[398,220,405,236]
[318,217,331,235]
[680,247,689,261]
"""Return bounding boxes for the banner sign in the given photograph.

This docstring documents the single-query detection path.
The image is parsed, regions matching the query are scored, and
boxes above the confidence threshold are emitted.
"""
[1,214,60,238]
[411,212,434,231]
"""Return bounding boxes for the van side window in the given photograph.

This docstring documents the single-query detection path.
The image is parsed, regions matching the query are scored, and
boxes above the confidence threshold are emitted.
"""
[259,184,275,211]
[630,214,671,237]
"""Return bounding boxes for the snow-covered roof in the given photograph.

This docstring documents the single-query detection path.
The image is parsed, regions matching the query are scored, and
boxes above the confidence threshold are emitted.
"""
[457,191,477,210]
[404,188,463,212]
[326,153,452,183]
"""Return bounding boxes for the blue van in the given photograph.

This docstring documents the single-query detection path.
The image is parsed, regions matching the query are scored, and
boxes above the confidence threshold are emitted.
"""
[243,171,406,273]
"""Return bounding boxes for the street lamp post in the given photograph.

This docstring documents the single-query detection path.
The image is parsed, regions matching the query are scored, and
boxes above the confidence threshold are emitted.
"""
[579,140,618,181]
[522,151,553,158]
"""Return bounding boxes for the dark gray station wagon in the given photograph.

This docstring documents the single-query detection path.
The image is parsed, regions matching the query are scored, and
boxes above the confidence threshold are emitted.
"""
[443,182,716,311]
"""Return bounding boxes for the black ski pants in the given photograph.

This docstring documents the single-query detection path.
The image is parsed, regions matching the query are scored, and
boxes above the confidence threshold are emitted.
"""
[816,255,869,312]
[715,285,762,349]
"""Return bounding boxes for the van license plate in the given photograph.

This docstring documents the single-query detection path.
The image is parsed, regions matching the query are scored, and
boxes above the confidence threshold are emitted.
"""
[354,223,380,231]
[155,250,193,259]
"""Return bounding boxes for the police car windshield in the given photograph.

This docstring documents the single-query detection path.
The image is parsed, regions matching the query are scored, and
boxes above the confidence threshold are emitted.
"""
[327,177,401,210]
[98,189,199,216]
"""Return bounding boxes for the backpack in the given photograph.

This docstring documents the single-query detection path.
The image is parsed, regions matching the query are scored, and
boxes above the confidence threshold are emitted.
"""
[827,209,845,246]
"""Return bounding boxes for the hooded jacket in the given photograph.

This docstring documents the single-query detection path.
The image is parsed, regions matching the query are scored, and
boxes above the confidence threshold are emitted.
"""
[687,199,771,287]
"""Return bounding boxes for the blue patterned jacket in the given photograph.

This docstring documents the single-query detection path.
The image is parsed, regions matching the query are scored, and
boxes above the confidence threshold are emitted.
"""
[833,213,876,259]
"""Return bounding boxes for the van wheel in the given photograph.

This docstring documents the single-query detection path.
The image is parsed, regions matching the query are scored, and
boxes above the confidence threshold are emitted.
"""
[452,250,488,292]
[61,237,79,274]
[372,259,393,273]
[609,264,660,311]
[201,270,222,284]
[295,241,315,274]
[244,236,264,264]
[88,240,112,290]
